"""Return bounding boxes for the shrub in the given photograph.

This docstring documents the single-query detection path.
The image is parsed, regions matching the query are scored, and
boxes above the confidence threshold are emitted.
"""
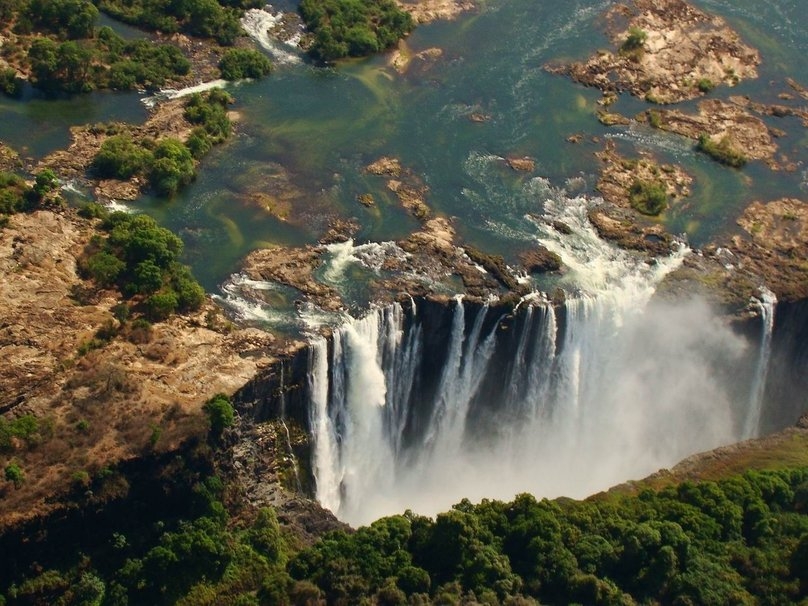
[5,462,24,488]
[697,78,715,93]
[146,290,179,320]
[218,48,272,80]
[0,67,24,97]
[85,251,126,287]
[696,134,747,167]
[203,393,235,438]
[622,27,647,52]
[628,179,668,215]
[149,138,196,196]
[0,171,28,214]
[80,213,205,321]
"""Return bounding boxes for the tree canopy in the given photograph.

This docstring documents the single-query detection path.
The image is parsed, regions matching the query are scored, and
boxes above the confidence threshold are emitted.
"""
[299,0,414,61]
[2,466,807,604]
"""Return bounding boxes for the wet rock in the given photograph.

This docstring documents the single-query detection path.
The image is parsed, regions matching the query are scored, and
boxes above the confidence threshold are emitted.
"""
[242,245,344,312]
[506,156,536,172]
[596,141,692,210]
[395,0,476,24]
[518,247,562,274]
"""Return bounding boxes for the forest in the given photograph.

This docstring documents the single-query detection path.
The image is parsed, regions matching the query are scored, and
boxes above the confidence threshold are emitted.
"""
[2,448,807,605]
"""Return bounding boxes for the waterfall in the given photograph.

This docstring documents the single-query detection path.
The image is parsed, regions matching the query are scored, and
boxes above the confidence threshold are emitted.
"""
[743,287,777,439]
[307,189,763,526]
[240,7,302,65]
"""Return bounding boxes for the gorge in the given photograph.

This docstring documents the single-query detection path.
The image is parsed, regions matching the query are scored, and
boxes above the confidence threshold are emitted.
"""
[238,189,802,527]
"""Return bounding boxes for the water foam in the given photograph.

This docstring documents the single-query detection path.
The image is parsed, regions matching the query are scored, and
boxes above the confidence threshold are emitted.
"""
[141,79,228,108]
[240,7,302,65]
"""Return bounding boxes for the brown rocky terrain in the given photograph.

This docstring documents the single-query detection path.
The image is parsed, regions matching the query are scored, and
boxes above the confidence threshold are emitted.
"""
[660,197,808,309]
[585,143,688,255]
[595,142,692,207]
[548,0,759,104]
[0,207,312,528]
[395,0,476,24]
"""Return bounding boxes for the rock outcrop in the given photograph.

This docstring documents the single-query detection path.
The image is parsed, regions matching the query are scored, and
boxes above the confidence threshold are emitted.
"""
[548,0,759,103]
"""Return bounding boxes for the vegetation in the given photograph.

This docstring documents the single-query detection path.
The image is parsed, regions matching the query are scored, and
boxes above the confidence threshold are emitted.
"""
[697,77,715,93]
[0,0,193,94]
[202,393,235,439]
[4,462,24,489]
[218,47,272,80]
[0,415,46,453]
[1,465,807,604]
[697,133,748,167]
[620,26,647,59]
[94,0,260,45]
[91,90,232,195]
[299,0,415,61]
[79,210,205,320]
[628,179,668,215]
[0,168,62,224]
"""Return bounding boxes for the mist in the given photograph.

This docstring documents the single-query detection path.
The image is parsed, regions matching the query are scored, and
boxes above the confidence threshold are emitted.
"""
[308,294,762,527]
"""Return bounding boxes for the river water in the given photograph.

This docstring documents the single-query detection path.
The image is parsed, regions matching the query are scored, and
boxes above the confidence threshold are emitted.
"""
[1,0,805,305]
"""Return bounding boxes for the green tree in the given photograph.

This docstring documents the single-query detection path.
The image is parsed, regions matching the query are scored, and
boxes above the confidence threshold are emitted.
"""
[92,134,153,179]
[5,461,24,488]
[149,138,196,196]
[218,48,272,80]
[203,393,235,438]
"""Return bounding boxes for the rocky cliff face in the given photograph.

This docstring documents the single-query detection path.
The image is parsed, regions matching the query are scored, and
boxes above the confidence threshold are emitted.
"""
[762,299,808,434]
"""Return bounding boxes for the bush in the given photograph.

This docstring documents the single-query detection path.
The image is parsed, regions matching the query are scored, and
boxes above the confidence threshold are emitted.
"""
[203,394,235,438]
[146,290,179,320]
[80,213,205,321]
[697,78,715,93]
[218,48,272,80]
[0,67,24,97]
[622,26,647,52]
[4,462,24,488]
[0,171,28,214]
[696,134,747,167]
[629,179,668,215]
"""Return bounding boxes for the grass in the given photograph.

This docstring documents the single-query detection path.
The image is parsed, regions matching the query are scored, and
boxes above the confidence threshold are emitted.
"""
[605,430,808,498]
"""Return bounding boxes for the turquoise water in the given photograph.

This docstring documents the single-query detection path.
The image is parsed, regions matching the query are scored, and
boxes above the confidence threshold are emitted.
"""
[1,0,805,296]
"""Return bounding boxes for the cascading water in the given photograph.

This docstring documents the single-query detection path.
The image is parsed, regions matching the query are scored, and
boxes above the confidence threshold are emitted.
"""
[307,188,766,526]
[743,287,777,439]
[240,7,302,65]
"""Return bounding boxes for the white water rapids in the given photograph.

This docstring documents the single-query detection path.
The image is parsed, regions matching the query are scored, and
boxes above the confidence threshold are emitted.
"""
[306,190,775,526]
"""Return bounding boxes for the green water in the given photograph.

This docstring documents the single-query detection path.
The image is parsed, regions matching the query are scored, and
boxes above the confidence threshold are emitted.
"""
[1,0,805,296]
